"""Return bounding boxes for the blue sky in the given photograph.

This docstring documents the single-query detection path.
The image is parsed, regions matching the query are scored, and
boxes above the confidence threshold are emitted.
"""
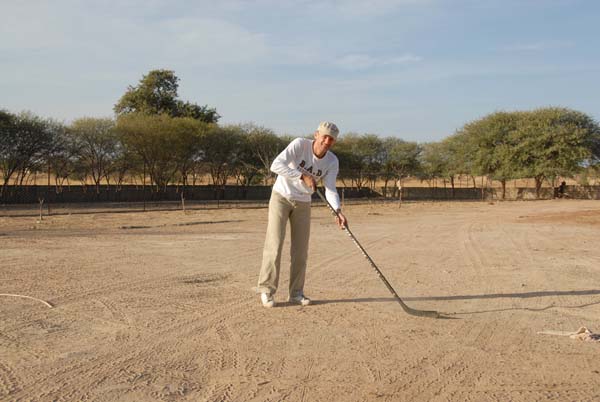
[1,0,599,142]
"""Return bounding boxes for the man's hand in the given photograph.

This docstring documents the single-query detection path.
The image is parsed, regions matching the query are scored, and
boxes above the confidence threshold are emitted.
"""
[336,210,348,229]
[301,174,317,193]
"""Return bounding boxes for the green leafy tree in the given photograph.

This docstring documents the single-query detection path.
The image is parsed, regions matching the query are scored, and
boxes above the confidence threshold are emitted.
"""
[512,107,600,198]
[241,124,285,185]
[440,135,468,194]
[453,111,522,199]
[227,124,282,187]
[176,101,220,125]
[360,134,385,190]
[331,135,354,187]
[114,70,178,116]
[0,111,58,196]
[69,117,120,193]
[418,142,448,188]
[116,113,206,190]
[109,144,139,189]
[200,125,242,188]
[335,133,382,190]
[45,127,79,191]
[114,69,220,123]
[230,127,262,187]
[0,110,14,191]
[171,117,211,188]
[382,137,421,194]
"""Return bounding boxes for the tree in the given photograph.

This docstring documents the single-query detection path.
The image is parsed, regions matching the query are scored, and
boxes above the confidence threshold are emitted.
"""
[69,117,120,194]
[332,136,355,188]
[335,133,382,190]
[359,134,385,190]
[176,101,220,125]
[439,135,468,194]
[230,126,262,187]
[200,125,242,188]
[382,137,421,195]
[116,113,207,190]
[453,111,522,199]
[114,69,220,123]
[418,142,448,189]
[512,107,600,198]
[241,124,284,185]
[45,127,79,191]
[170,117,211,188]
[0,110,14,189]
[114,70,179,116]
[109,144,138,189]
[0,111,57,197]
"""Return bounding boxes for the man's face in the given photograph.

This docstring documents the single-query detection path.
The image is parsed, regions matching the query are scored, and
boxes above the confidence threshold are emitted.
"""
[313,131,336,157]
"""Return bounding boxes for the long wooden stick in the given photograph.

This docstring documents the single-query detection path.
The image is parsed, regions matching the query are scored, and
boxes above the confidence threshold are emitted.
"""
[316,189,442,319]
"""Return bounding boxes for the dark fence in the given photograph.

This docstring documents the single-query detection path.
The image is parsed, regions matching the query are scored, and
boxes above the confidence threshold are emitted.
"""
[1,184,598,205]
[0,185,376,205]
[380,185,600,201]
[396,187,485,200]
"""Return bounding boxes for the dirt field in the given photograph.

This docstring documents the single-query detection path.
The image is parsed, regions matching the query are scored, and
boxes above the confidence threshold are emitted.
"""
[1,200,600,401]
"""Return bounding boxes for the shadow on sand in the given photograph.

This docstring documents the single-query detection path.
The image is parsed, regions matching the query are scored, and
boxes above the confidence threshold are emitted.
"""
[120,219,243,230]
[310,289,600,315]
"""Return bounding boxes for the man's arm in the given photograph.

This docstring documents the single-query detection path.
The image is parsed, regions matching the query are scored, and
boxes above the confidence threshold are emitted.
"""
[271,139,318,193]
[322,161,348,228]
[270,138,303,179]
[301,174,317,192]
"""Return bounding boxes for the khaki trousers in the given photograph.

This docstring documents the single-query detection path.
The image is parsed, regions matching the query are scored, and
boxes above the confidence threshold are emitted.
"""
[257,191,311,297]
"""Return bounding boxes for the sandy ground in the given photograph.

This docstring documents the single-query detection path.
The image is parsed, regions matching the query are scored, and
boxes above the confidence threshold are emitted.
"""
[1,199,600,401]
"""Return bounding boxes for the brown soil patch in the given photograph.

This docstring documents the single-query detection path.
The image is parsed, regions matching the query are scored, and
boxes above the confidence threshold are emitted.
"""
[518,206,600,226]
[2,200,600,401]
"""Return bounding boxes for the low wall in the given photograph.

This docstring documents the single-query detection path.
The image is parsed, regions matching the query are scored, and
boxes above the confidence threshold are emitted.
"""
[0,185,376,204]
[1,184,598,205]
[484,185,598,200]
[380,185,599,201]
[399,187,484,200]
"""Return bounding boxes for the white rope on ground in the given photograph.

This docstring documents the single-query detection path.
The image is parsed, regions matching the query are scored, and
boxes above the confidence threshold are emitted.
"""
[538,327,600,342]
[0,294,53,308]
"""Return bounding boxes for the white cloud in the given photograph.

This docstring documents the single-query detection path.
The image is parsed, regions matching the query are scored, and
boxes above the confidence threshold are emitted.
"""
[502,40,575,52]
[2,0,598,142]
[0,1,271,66]
[334,53,422,70]
[196,0,432,18]
[308,0,433,18]
[0,1,74,50]
[386,54,423,64]
[159,17,270,65]
[335,54,379,70]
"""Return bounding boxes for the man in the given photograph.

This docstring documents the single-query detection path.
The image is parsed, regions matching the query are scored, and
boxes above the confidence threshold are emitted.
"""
[256,121,348,308]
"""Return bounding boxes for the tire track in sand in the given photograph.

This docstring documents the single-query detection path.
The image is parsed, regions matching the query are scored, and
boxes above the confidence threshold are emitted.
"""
[0,362,21,399]
[9,289,254,401]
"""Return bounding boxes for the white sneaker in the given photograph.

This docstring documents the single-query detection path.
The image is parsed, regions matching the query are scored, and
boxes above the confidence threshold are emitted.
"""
[260,293,275,308]
[288,294,311,306]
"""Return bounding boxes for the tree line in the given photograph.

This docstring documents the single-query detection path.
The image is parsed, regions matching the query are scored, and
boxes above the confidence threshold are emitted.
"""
[2,70,600,200]
[0,111,287,196]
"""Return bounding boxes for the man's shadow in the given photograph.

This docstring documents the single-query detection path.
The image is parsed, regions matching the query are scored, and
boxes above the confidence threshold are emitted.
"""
[310,289,600,315]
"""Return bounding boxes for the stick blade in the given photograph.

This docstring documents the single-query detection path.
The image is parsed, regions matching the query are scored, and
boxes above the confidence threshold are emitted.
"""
[397,299,445,319]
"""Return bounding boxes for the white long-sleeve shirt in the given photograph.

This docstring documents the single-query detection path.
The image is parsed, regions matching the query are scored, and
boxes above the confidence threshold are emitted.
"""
[271,138,341,211]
